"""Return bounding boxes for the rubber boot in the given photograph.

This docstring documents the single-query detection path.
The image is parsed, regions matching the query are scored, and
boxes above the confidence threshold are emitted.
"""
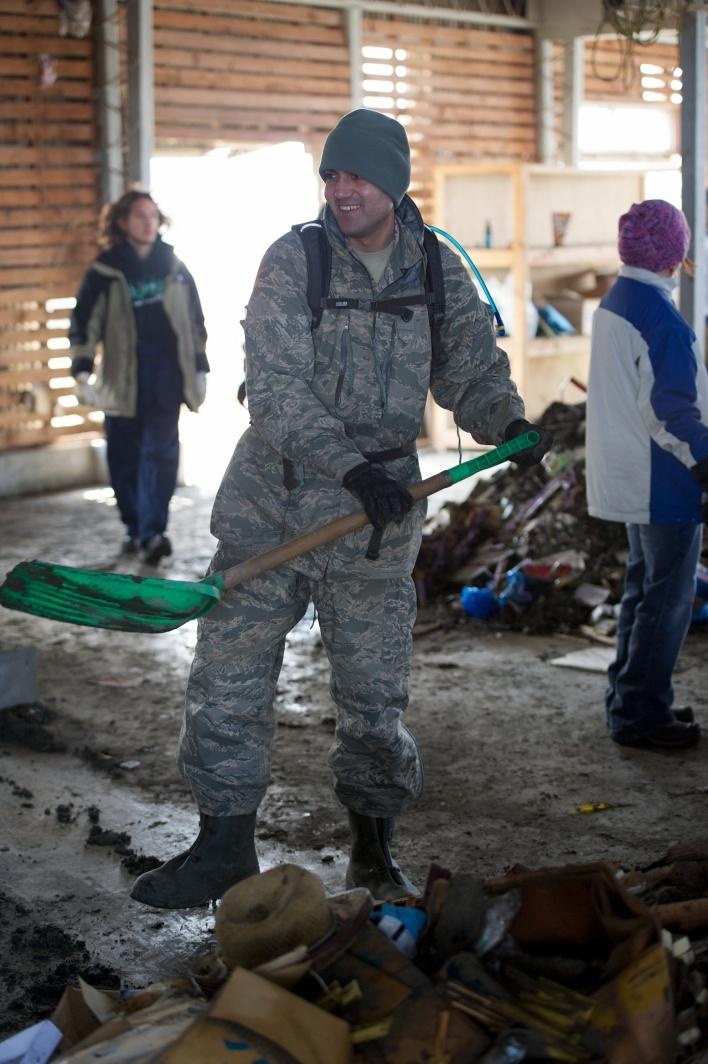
[345,811,418,900]
[130,812,259,909]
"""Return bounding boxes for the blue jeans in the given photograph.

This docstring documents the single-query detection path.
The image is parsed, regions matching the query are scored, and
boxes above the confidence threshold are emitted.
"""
[606,521,701,741]
[104,342,182,544]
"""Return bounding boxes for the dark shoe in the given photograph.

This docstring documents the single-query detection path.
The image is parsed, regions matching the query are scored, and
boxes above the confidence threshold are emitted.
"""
[130,812,259,908]
[121,536,140,555]
[345,811,419,901]
[613,721,701,750]
[673,705,695,724]
[142,534,172,566]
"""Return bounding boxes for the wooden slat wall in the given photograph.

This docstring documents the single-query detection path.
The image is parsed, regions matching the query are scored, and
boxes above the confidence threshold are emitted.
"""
[154,0,350,149]
[362,15,537,214]
[585,37,680,104]
[552,37,680,160]
[0,0,100,452]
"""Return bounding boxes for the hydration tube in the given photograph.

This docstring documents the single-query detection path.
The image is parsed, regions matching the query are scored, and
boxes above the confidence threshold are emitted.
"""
[426,224,507,338]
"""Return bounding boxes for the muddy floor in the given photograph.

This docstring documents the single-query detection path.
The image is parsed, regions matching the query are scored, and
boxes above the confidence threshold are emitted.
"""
[1,473,707,1038]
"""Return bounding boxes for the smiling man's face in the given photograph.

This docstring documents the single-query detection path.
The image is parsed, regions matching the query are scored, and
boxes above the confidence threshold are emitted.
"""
[322,170,395,251]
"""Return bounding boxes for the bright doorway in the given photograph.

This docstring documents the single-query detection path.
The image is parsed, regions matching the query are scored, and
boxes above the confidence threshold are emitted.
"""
[150,142,320,489]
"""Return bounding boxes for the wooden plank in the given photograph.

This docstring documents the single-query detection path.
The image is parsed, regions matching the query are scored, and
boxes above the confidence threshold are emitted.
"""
[0,283,79,305]
[410,114,537,136]
[0,326,70,347]
[0,77,90,99]
[385,97,535,120]
[364,18,533,50]
[47,420,102,439]
[0,167,96,187]
[157,126,320,147]
[0,146,96,166]
[400,57,534,81]
[0,264,84,285]
[0,101,94,121]
[0,0,61,17]
[0,34,91,57]
[0,225,95,248]
[155,85,349,112]
[0,305,50,325]
[0,121,95,143]
[154,65,347,96]
[154,46,347,80]
[0,426,54,447]
[0,186,96,206]
[155,103,343,132]
[156,0,343,27]
[399,68,535,94]
[0,411,52,429]
[2,206,96,228]
[154,26,346,63]
[154,8,344,44]
[416,125,537,146]
[1,243,94,267]
[0,56,92,79]
[0,366,61,385]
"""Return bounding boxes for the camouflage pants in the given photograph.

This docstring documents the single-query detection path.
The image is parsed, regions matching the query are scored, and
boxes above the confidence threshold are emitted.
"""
[177,553,423,818]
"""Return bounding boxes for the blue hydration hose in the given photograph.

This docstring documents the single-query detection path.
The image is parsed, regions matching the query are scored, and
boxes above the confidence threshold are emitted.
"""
[427,224,507,338]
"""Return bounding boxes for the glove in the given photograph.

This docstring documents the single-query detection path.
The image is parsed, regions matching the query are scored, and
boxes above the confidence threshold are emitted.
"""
[690,457,708,523]
[74,372,99,408]
[691,457,708,489]
[343,462,414,530]
[194,371,207,407]
[504,418,553,469]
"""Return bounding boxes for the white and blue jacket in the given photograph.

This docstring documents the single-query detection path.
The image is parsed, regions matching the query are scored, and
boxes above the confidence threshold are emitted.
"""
[586,265,708,525]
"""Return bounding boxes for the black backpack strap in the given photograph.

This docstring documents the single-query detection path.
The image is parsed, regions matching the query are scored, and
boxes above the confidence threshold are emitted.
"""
[423,227,446,362]
[293,221,331,330]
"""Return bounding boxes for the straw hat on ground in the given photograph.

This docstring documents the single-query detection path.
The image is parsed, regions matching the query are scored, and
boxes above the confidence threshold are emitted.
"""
[215,863,370,972]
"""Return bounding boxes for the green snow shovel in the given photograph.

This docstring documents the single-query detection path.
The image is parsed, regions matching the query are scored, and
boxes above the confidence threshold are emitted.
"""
[0,431,539,634]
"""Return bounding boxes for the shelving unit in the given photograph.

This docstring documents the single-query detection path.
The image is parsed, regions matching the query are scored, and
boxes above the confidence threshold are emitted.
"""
[428,162,646,448]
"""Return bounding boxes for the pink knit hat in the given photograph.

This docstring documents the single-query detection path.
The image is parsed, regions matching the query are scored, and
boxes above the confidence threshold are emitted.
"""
[618,199,690,273]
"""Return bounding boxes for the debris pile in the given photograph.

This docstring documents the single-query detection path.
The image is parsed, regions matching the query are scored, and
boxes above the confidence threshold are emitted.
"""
[414,402,627,635]
[12,856,708,1063]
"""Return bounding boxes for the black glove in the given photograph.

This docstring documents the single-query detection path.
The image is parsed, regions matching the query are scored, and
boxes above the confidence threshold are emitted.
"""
[343,462,414,530]
[504,418,553,469]
[690,457,708,523]
[691,457,708,489]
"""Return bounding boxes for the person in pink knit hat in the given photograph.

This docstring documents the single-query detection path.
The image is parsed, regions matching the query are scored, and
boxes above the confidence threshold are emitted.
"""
[586,198,708,750]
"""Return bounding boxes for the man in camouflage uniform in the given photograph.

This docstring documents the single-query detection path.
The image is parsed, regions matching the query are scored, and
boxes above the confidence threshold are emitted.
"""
[131,109,550,909]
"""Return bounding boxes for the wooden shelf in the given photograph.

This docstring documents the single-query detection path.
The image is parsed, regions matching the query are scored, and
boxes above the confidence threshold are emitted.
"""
[526,243,618,267]
[463,247,516,269]
[431,162,647,435]
[528,334,591,359]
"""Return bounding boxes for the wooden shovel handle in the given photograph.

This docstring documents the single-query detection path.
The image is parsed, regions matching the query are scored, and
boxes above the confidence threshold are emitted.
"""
[221,470,452,592]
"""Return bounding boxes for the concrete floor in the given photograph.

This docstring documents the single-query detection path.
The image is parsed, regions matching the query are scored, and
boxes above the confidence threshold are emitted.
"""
[1,458,707,1040]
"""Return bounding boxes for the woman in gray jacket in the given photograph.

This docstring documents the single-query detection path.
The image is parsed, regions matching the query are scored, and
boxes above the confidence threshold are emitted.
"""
[69,191,209,564]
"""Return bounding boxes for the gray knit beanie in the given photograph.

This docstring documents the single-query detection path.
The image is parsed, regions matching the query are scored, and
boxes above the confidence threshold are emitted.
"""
[319,109,411,206]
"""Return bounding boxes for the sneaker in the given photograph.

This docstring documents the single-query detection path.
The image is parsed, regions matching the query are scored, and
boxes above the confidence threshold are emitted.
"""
[121,536,140,555]
[142,534,172,566]
[673,705,695,723]
[613,721,701,750]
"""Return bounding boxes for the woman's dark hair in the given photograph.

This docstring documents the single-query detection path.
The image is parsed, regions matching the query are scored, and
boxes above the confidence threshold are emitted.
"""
[98,190,169,248]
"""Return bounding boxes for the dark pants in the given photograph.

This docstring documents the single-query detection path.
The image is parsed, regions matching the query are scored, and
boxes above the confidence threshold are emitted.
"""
[104,343,182,544]
[606,521,701,741]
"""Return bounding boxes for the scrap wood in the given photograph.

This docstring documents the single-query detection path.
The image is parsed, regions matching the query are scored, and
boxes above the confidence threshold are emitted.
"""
[652,898,708,932]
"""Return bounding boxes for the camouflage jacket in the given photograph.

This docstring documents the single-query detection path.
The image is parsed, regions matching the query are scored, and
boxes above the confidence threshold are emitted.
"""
[212,195,524,579]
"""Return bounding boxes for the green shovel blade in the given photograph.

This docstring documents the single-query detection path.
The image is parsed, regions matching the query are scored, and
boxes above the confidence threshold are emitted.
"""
[0,561,225,632]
